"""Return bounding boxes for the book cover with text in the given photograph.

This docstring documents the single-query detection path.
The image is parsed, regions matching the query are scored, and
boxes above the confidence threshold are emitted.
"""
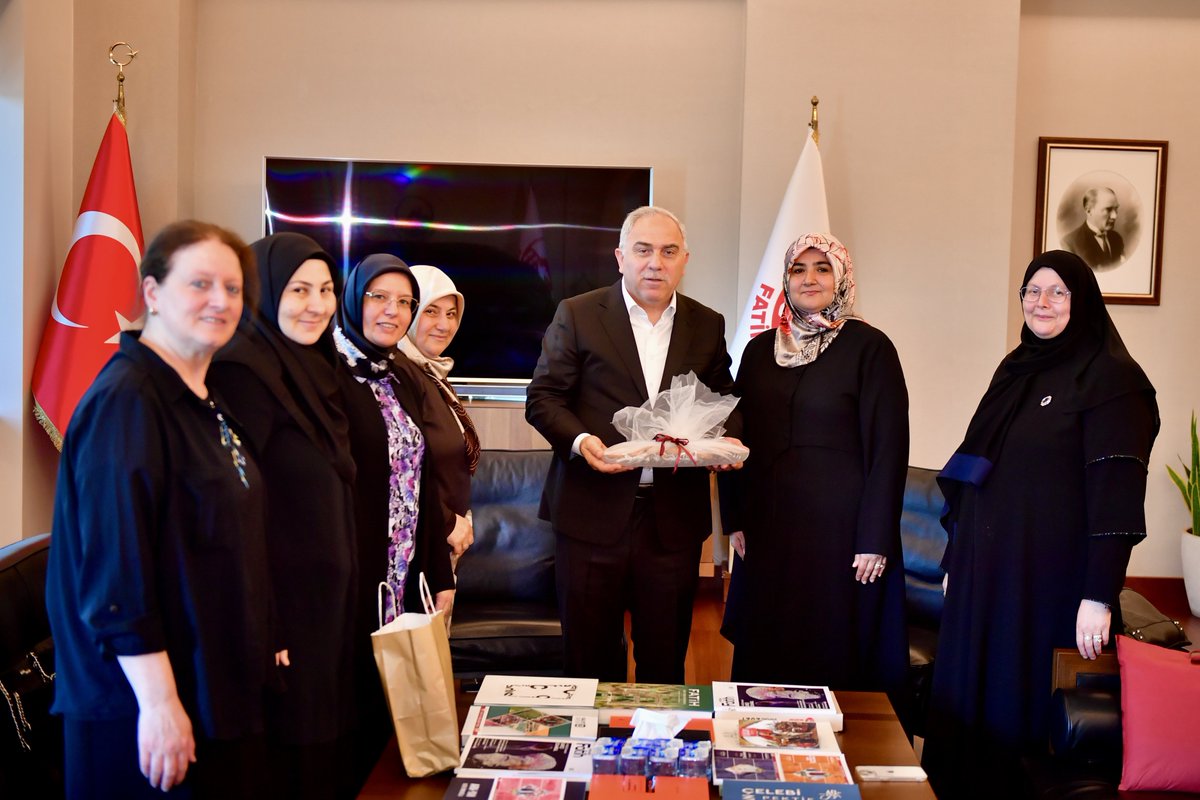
[711,718,839,753]
[711,683,842,731]
[444,775,589,800]
[594,682,714,722]
[720,779,862,800]
[456,737,594,782]
[474,676,599,708]
[462,705,599,743]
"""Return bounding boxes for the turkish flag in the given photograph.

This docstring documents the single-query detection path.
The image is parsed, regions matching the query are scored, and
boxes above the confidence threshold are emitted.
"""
[32,112,144,448]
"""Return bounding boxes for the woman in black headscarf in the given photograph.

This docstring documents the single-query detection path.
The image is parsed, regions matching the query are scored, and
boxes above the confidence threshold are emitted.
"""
[209,232,357,799]
[922,250,1158,799]
[333,253,457,790]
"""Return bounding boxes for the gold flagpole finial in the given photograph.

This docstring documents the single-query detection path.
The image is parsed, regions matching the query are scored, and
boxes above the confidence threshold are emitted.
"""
[809,96,820,146]
[109,42,138,123]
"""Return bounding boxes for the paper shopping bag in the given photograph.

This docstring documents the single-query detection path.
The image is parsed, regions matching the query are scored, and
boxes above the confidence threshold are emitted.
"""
[370,575,460,776]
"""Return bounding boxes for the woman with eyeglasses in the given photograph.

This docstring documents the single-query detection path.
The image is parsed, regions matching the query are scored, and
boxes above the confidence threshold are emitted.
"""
[398,265,481,567]
[721,233,910,693]
[207,233,357,799]
[333,253,457,791]
[922,250,1158,799]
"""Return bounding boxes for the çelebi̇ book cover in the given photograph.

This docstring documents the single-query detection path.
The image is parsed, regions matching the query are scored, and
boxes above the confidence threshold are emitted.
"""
[444,775,588,800]
[474,676,600,708]
[711,683,843,732]
[456,737,594,781]
[461,706,600,744]
[711,718,840,754]
[710,750,852,786]
[593,682,715,722]
[719,779,863,800]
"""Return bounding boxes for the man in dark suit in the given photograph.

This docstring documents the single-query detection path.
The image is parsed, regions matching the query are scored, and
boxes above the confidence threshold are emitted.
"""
[1062,187,1125,268]
[526,206,741,683]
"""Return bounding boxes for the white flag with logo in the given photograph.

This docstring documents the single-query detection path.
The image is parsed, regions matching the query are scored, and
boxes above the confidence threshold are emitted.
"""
[730,128,829,374]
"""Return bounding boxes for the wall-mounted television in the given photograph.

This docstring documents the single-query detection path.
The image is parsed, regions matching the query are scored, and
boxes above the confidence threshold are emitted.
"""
[262,157,652,399]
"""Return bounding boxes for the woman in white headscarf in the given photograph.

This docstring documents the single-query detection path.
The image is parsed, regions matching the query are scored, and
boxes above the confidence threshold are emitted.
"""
[722,233,910,692]
[398,265,481,562]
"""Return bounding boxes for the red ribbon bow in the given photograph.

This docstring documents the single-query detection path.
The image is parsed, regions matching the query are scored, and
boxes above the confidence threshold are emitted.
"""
[654,433,697,473]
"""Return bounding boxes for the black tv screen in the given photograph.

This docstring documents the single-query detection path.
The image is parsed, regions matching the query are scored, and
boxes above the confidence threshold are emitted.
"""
[262,157,652,396]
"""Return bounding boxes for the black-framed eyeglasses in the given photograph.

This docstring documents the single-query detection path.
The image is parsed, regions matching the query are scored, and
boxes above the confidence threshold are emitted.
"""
[363,291,418,312]
[1018,285,1071,305]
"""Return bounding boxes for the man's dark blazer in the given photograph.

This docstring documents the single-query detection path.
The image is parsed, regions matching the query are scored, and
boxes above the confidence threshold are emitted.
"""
[526,281,738,549]
[1062,222,1125,268]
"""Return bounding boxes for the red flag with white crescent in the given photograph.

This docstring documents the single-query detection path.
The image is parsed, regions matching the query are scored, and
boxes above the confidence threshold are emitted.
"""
[31,112,144,448]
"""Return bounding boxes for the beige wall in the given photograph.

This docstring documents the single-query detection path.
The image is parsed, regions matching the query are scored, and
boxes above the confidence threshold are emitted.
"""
[190,0,747,319]
[9,0,1196,577]
[1012,0,1200,577]
[2,0,76,546]
[739,0,1022,471]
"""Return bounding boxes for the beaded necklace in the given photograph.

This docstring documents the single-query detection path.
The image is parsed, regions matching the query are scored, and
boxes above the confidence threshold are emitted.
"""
[208,399,250,489]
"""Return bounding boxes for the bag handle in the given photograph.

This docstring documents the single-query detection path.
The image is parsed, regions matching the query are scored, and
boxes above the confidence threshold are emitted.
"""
[418,572,436,615]
[377,581,397,629]
[377,575,437,626]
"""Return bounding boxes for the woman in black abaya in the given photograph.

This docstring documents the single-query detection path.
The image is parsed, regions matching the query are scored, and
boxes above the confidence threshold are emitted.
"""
[922,250,1158,799]
[723,233,910,693]
[209,233,358,799]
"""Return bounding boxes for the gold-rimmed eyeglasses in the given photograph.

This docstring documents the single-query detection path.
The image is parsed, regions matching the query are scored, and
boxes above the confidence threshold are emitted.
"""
[1018,285,1071,305]
[364,291,417,312]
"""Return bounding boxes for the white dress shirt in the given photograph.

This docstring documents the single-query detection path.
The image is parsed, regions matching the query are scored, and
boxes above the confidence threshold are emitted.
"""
[572,283,677,485]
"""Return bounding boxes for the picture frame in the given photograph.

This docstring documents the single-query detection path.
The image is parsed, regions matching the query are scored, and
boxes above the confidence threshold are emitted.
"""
[1034,137,1168,305]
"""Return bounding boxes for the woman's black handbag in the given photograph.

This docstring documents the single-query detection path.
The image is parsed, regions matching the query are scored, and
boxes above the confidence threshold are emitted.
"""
[1120,587,1191,650]
[0,637,63,796]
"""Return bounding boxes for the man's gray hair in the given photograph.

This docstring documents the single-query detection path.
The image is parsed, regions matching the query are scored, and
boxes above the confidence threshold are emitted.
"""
[618,206,688,251]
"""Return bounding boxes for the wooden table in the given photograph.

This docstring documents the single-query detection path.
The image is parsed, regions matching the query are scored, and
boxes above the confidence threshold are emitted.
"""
[360,689,934,799]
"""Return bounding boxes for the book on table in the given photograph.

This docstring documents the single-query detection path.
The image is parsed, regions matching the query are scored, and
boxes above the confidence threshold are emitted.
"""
[461,705,600,744]
[443,775,589,800]
[593,682,714,723]
[711,682,843,732]
[589,775,710,800]
[457,736,594,782]
[710,750,852,786]
[473,676,599,708]
[602,714,714,741]
[710,718,839,754]
[719,779,862,800]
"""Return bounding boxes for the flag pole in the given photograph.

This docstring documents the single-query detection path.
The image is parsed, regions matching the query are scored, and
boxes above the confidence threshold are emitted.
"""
[108,42,138,123]
[728,96,830,372]
[32,44,146,448]
[810,96,820,145]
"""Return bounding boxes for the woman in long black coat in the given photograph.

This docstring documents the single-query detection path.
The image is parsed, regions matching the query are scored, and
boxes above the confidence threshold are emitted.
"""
[209,233,357,799]
[724,233,910,692]
[922,251,1157,799]
[333,253,458,792]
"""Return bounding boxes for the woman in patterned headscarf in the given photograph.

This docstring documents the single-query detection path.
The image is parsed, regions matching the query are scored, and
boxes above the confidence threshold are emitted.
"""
[722,233,910,692]
[398,265,481,566]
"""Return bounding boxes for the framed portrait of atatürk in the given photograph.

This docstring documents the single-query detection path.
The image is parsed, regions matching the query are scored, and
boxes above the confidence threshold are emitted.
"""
[1034,137,1168,306]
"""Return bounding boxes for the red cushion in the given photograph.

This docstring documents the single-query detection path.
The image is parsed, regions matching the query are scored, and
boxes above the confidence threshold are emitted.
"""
[1117,634,1200,792]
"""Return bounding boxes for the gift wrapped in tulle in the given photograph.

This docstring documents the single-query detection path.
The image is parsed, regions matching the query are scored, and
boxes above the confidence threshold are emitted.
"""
[602,372,748,469]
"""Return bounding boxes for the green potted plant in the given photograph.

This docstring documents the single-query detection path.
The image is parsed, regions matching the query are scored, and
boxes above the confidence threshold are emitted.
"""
[1166,412,1200,616]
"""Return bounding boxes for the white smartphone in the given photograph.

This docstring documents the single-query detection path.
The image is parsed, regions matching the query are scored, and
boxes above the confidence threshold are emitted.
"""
[854,765,928,782]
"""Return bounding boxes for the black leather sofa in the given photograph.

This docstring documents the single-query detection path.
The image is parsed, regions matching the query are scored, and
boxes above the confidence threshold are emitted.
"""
[896,465,949,739]
[0,533,62,797]
[1022,644,1199,799]
[450,449,563,678]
